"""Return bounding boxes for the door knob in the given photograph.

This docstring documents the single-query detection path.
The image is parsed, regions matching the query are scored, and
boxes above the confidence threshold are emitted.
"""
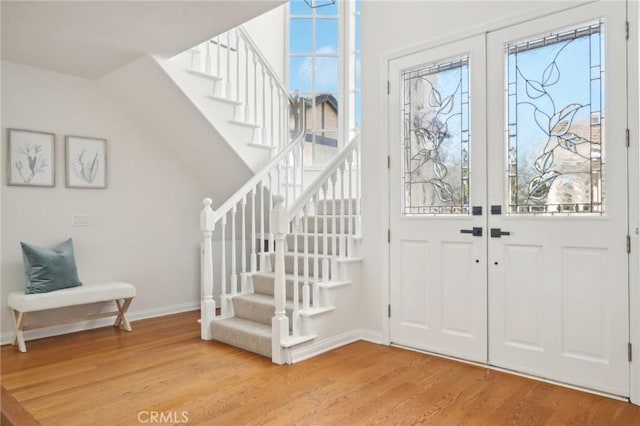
[460,227,483,237]
[490,228,511,238]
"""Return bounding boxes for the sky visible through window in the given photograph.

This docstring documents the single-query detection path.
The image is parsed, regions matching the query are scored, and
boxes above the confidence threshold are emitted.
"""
[289,0,361,126]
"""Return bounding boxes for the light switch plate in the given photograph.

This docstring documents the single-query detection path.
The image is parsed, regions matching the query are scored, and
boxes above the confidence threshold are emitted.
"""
[72,214,91,226]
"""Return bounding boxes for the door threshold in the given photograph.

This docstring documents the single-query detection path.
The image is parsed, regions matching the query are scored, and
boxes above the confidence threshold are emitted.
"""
[390,343,630,403]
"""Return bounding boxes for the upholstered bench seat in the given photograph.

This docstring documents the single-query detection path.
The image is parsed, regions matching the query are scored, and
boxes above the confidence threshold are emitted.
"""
[8,281,136,352]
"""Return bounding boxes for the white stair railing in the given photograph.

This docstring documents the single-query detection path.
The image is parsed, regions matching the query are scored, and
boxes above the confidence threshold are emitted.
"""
[199,97,306,341]
[270,135,361,363]
[189,26,291,149]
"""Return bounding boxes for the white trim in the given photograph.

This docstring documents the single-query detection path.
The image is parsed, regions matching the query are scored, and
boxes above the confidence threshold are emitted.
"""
[627,0,640,406]
[286,329,379,363]
[0,302,199,346]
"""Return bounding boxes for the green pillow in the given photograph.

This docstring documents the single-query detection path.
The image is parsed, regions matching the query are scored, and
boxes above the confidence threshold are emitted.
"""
[21,238,82,294]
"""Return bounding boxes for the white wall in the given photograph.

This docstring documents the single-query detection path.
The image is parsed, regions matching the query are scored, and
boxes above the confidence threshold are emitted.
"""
[359,1,589,336]
[244,4,288,83]
[1,60,209,341]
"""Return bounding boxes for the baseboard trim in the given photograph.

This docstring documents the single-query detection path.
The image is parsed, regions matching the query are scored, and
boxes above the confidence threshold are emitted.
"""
[0,302,199,345]
[286,329,382,364]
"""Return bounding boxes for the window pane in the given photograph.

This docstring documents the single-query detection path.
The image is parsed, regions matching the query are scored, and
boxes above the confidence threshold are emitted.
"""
[316,19,339,54]
[315,56,338,92]
[401,55,471,216]
[290,56,314,92]
[506,21,604,215]
[290,0,312,16]
[290,19,313,54]
[316,1,339,16]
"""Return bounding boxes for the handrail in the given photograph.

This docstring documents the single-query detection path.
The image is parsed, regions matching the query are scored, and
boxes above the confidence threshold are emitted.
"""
[287,134,361,222]
[211,96,306,224]
[237,26,293,103]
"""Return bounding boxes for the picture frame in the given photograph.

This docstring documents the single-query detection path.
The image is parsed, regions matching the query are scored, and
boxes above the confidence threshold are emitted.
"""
[7,128,56,187]
[65,136,107,189]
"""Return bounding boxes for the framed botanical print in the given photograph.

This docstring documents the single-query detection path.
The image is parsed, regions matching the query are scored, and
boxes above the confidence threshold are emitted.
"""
[65,136,107,188]
[7,128,55,187]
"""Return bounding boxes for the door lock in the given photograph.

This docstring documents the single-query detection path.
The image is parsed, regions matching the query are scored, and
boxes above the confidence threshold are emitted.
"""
[460,227,483,237]
[490,228,511,238]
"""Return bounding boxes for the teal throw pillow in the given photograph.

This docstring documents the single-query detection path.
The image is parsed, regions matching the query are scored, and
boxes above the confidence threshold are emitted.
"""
[21,238,82,294]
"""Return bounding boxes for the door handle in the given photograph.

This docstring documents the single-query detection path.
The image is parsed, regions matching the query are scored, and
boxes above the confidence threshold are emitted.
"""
[460,227,483,237]
[490,228,511,238]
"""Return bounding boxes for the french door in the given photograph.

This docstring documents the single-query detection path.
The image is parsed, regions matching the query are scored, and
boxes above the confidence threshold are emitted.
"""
[389,1,629,396]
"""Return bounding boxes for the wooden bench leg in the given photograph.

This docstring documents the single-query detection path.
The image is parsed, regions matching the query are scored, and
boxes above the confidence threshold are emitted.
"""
[114,298,133,332]
[11,310,26,353]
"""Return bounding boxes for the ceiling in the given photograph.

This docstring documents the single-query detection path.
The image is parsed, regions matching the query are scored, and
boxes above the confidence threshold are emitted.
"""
[1,0,286,79]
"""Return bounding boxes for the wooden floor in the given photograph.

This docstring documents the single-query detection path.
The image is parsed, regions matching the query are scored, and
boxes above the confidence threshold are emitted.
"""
[2,311,640,425]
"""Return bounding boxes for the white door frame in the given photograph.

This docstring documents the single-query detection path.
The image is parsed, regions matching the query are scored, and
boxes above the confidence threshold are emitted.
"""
[381,0,640,403]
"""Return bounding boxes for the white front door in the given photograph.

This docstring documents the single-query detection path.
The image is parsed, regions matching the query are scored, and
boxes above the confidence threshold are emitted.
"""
[389,1,629,396]
[388,35,488,363]
[486,2,629,396]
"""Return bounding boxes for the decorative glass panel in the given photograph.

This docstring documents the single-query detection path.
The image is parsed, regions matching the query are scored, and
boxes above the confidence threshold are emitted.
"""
[506,21,604,215]
[401,55,470,215]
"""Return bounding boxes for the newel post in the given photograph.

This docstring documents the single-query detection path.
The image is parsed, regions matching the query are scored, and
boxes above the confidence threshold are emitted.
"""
[200,198,216,340]
[271,195,288,364]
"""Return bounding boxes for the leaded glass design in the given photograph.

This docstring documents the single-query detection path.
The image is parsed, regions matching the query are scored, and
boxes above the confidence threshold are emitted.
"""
[506,21,604,215]
[401,56,470,215]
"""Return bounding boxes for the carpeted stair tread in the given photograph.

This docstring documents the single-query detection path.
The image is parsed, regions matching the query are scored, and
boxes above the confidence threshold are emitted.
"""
[210,317,271,358]
[253,272,318,302]
[232,293,296,326]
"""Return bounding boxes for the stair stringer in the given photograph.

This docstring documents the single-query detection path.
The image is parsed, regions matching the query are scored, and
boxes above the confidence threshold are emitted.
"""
[100,54,255,201]
[283,255,364,364]
[159,52,275,172]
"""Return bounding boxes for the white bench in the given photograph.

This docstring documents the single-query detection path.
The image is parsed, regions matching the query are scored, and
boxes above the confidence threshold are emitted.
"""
[8,281,136,352]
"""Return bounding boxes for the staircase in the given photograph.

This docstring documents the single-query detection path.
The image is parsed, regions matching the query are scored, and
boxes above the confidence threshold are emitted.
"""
[175,21,363,364]
[200,135,362,364]
[210,199,360,358]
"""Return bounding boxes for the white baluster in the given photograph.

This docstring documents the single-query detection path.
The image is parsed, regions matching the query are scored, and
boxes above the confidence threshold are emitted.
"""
[251,188,257,273]
[321,183,330,281]
[230,205,237,295]
[259,180,270,272]
[244,43,250,122]
[356,142,362,236]
[347,154,354,256]
[268,171,274,252]
[339,163,346,258]
[220,212,228,315]
[241,196,247,292]
[302,203,310,311]
[313,193,319,308]
[216,35,221,77]
[253,56,258,127]
[292,147,298,201]
[271,195,288,365]
[300,139,305,190]
[277,91,283,149]
[204,40,211,75]
[262,68,267,146]
[284,151,290,208]
[200,198,216,340]
[235,31,241,105]
[226,32,232,99]
[270,79,275,148]
[331,172,338,257]
[292,214,300,336]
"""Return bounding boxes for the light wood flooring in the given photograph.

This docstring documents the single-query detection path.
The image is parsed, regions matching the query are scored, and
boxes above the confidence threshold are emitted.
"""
[2,310,640,425]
